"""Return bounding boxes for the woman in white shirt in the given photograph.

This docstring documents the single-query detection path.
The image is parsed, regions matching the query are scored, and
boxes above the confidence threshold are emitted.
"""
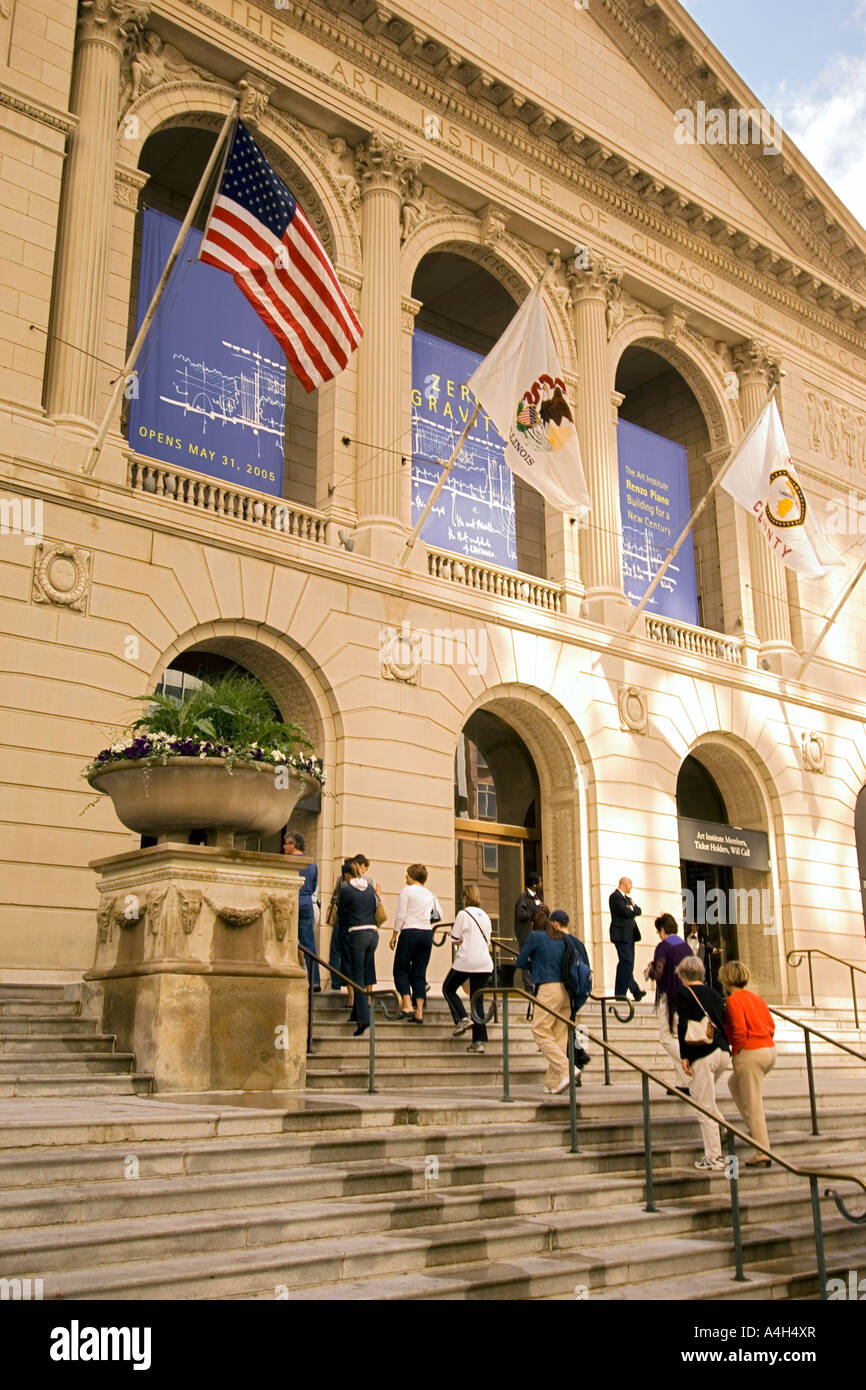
[443,884,493,1053]
[390,863,441,1024]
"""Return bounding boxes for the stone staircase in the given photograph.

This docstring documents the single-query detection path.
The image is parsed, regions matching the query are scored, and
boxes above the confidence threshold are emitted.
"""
[0,984,152,1098]
[1,983,866,1300]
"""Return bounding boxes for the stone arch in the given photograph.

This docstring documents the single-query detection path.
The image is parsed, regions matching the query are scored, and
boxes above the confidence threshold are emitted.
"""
[459,681,594,939]
[402,217,576,376]
[609,314,741,452]
[682,731,788,1000]
[150,619,344,863]
[116,83,361,270]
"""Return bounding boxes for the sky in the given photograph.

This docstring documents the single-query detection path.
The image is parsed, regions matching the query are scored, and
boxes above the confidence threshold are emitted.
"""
[682,0,866,230]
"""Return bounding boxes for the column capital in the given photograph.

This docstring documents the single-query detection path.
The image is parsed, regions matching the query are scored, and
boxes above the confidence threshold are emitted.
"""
[732,339,783,390]
[78,0,150,52]
[567,253,622,306]
[355,130,422,194]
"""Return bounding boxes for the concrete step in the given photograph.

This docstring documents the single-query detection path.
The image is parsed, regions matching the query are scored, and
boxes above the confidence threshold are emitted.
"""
[0,1074,152,1098]
[0,1018,99,1037]
[24,1199,864,1300]
[0,1035,118,1056]
[0,1055,135,1075]
[0,985,71,1002]
[0,1000,82,1018]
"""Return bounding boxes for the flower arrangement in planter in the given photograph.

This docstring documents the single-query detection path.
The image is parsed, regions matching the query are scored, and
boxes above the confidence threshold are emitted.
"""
[85,671,324,842]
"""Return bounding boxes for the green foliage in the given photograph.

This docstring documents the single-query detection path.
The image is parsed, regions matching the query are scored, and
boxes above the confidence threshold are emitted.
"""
[133,671,314,759]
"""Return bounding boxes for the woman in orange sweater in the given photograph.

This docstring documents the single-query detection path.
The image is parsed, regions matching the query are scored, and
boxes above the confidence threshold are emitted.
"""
[718,961,776,1168]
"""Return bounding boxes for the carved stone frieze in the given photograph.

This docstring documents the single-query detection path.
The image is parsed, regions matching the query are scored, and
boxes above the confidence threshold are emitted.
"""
[119,26,215,112]
[32,544,91,612]
[114,163,148,209]
[266,894,295,942]
[805,388,866,468]
[618,684,649,735]
[204,896,266,928]
[401,175,424,244]
[567,252,623,304]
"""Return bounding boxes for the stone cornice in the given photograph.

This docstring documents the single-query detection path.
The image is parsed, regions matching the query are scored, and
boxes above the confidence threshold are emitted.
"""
[592,0,862,291]
[0,83,78,136]
[171,0,866,363]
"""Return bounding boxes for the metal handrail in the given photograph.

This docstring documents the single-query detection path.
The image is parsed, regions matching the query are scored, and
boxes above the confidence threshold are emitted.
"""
[768,1005,866,1137]
[476,983,866,1297]
[299,944,401,1095]
[787,948,866,1028]
[490,935,635,1082]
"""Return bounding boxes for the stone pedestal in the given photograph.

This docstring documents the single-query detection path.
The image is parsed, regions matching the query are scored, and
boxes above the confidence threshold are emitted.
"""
[84,843,308,1093]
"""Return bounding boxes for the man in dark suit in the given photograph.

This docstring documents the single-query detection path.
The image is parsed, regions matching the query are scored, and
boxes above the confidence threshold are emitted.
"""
[514,872,542,993]
[609,876,646,1001]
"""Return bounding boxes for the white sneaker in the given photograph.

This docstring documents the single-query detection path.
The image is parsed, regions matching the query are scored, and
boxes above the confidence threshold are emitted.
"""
[694,1156,726,1172]
[452,1017,473,1037]
[552,1075,571,1094]
[466,1041,485,1054]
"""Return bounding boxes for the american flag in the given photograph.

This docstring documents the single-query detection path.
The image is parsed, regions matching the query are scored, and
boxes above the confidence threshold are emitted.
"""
[199,121,362,393]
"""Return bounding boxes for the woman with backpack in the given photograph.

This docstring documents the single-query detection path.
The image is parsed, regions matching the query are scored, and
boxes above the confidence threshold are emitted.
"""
[443,883,493,1053]
[514,906,575,1093]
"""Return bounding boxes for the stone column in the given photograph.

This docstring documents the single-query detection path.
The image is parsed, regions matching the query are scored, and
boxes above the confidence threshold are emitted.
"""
[352,131,421,555]
[733,341,792,655]
[569,257,630,626]
[45,0,149,427]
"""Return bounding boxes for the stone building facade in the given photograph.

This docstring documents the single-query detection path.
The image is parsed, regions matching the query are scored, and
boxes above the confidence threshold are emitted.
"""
[2,0,866,1005]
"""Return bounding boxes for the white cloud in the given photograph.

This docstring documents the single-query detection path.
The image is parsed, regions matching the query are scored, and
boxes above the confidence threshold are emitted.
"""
[769,54,866,232]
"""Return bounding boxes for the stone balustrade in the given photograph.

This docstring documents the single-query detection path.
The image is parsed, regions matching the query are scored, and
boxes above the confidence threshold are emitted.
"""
[426,547,564,613]
[126,456,330,544]
[645,614,745,665]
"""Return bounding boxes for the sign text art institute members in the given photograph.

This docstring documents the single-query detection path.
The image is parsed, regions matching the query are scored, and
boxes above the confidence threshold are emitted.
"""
[608,876,646,1002]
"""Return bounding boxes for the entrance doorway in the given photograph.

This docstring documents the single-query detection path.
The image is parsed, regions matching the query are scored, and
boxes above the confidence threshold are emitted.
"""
[677,755,738,983]
[455,711,541,945]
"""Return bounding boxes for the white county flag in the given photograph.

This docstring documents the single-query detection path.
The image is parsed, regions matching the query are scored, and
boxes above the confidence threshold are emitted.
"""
[720,398,842,577]
[467,282,591,517]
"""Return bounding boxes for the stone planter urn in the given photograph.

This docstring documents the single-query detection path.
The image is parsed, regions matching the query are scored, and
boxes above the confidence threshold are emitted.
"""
[87,757,318,846]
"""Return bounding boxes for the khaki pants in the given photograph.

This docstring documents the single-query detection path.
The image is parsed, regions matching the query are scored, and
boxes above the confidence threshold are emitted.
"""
[689,1048,731,1161]
[658,1001,690,1088]
[532,982,571,1088]
[728,1046,776,1159]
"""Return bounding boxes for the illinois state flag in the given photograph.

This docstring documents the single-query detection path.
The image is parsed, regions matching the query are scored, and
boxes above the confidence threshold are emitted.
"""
[467,282,591,516]
[200,121,362,393]
[719,399,842,577]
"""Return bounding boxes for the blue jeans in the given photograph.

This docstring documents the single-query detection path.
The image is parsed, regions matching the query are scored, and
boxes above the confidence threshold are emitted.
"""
[349,928,379,1026]
[614,940,641,999]
[297,908,319,988]
[329,919,352,989]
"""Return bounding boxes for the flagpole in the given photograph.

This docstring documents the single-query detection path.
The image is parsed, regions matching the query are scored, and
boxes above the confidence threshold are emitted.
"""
[399,261,555,569]
[624,380,780,635]
[398,403,481,568]
[81,97,241,477]
[797,554,866,680]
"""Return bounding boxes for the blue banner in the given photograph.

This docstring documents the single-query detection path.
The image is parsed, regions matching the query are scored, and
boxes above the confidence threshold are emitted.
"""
[618,418,699,624]
[128,208,285,496]
[411,329,516,569]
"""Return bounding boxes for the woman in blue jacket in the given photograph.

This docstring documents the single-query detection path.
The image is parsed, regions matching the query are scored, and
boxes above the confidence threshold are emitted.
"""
[514,907,573,1094]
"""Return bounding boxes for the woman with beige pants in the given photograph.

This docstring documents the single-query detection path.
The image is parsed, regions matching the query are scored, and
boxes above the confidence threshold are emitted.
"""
[718,960,776,1168]
[514,908,573,1094]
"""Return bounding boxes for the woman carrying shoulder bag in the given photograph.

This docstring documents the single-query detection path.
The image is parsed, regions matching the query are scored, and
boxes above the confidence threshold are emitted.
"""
[443,884,493,1053]
[675,954,731,1172]
[718,960,776,1169]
